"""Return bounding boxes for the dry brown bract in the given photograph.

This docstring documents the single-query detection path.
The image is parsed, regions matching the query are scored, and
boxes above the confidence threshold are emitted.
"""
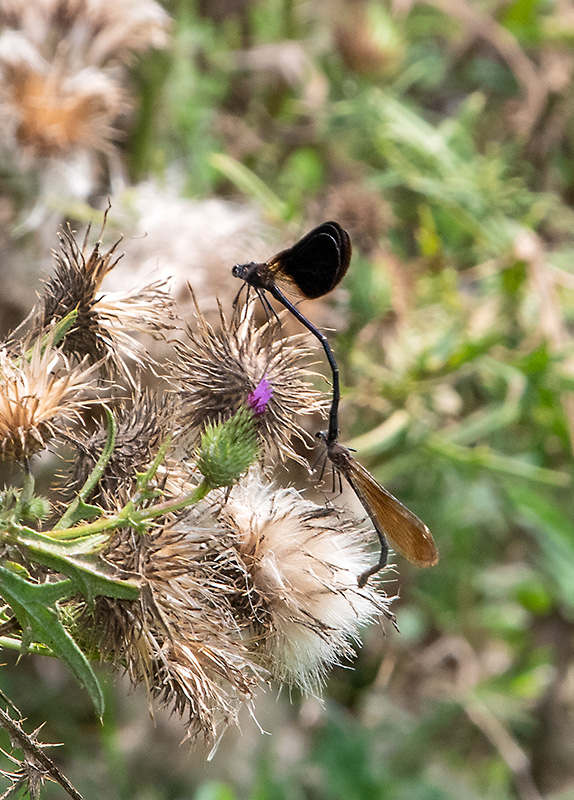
[67,389,179,507]
[0,334,97,461]
[85,468,393,740]
[37,220,175,381]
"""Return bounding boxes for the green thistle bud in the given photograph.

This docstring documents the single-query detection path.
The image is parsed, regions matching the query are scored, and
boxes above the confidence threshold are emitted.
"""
[196,406,259,489]
[22,495,52,522]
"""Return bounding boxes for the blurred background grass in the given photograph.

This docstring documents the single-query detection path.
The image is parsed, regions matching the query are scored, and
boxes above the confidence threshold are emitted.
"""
[2,0,574,798]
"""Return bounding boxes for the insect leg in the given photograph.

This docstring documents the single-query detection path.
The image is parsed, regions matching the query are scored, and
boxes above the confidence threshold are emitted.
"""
[232,282,246,310]
[357,535,389,588]
[269,285,340,443]
[258,289,282,328]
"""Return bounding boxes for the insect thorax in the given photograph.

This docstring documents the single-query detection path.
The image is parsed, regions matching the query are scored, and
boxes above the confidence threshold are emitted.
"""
[232,261,272,290]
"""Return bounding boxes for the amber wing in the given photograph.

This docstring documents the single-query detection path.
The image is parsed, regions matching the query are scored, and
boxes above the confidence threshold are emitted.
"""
[345,458,439,568]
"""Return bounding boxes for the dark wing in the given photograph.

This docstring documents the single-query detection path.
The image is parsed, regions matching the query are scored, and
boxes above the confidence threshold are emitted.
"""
[269,221,352,299]
[345,459,439,568]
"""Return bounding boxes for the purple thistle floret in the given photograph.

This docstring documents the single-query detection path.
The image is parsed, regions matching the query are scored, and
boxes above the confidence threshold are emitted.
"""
[247,375,273,415]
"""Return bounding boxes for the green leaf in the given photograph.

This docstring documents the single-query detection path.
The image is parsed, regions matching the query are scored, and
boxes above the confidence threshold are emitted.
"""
[23,548,140,602]
[0,565,104,716]
[7,525,139,601]
[55,499,103,528]
[507,485,574,610]
[428,437,571,487]
[18,311,78,364]
[47,309,80,349]
[209,153,290,221]
[502,0,542,45]
[194,782,237,800]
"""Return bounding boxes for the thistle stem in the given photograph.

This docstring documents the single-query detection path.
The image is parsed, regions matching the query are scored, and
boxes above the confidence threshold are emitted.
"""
[55,406,118,530]
[49,480,212,541]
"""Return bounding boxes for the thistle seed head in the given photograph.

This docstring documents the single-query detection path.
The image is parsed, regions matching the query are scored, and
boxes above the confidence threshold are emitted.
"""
[172,303,326,466]
[0,0,169,171]
[0,332,97,462]
[216,470,395,693]
[37,219,175,381]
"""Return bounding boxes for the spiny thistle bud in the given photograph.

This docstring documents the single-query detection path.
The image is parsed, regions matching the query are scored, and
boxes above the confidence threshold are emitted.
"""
[196,405,259,489]
[20,495,52,522]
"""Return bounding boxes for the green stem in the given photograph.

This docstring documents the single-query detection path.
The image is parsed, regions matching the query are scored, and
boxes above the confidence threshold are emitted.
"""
[50,480,211,540]
[15,311,79,368]
[13,467,35,521]
[0,636,52,656]
[55,407,117,531]
[44,310,79,351]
